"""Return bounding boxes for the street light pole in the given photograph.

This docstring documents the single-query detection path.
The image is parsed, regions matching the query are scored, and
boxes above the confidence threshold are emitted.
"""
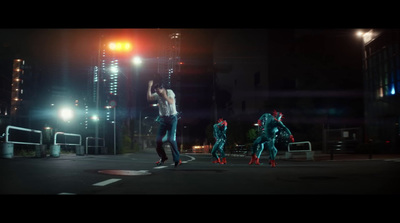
[113,106,116,155]
[95,34,103,153]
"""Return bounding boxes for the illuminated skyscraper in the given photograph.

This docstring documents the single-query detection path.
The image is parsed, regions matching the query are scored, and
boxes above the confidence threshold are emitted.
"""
[158,31,181,88]
[10,59,24,117]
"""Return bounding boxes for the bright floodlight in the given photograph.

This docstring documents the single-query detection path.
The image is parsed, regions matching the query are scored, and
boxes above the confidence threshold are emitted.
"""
[124,43,131,51]
[132,56,142,65]
[59,107,74,122]
[91,114,99,121]
[109,42,132,51]
[356,31,364,37]
[109,42,117,50]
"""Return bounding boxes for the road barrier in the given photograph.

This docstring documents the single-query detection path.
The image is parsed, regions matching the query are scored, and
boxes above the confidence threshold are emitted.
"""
[285,141,314,160]
[85,137,106,154]
[50,132,82,157]
[1,125,43,159]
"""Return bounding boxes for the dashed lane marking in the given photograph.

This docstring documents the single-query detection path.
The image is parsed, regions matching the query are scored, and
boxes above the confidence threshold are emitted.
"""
[153,166,168,169]
[98,170,151,176]
[93,178,121,186]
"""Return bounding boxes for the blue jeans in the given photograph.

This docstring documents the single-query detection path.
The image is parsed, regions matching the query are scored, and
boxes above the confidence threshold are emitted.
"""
[156,115,179,162]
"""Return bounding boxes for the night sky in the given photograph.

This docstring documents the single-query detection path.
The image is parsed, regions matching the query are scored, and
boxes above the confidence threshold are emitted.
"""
[0,28,363,88]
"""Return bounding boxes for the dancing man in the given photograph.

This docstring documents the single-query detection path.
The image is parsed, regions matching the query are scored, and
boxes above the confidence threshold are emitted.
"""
[147,80,181,167]
[249,111,294,167]
[211,118,228,164]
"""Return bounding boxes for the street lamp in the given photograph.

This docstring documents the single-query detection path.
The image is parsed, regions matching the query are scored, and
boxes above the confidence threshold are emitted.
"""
[90,114,99,121]
[132,56,142,65]
[59,107,74,122]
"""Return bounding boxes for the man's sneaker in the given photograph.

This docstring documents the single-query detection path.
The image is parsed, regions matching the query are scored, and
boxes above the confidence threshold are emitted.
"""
[156,158,168,166]
[174,159,182,168]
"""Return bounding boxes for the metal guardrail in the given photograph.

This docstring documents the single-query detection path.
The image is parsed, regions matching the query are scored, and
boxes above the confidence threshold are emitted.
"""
[5,125,42,145]
[286,141,314,160]
[287,141,312,152]
[85,137,105,154]
[53,132,81,146]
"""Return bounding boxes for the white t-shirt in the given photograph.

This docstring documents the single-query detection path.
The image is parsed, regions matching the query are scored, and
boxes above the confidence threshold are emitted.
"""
[152,89,178,116]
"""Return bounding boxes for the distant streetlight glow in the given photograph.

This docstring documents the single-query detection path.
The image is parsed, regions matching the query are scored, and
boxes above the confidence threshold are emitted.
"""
[356,29,374,45]
[91,114,99,121]
[59,107,74,122]
[132,56,142,65]
[109,42,132,52]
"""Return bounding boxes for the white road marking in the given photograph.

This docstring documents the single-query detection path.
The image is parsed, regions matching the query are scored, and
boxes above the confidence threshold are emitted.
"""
[152,155,196,169]
[186,155,196,161]
[153,166,168,169]
[93,178,121,186]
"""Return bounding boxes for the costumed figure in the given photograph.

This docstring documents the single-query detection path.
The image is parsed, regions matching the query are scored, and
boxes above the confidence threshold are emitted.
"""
[211,118,228,164]
[248,111,294,167]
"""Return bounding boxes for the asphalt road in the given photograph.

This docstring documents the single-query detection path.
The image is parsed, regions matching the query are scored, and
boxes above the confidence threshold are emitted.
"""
[1,148,400,195]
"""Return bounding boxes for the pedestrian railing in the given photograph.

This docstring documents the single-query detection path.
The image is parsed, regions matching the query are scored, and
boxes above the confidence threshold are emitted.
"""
[85,137,105,154]
[50,132,83,157]
[285,141,314,160]
[288,141,312,152]
[5,125,42,145]
[1,125,43,158]
[54,132,81,146]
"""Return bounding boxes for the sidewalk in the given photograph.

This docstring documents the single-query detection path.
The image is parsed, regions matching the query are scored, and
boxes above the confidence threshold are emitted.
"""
[313,153,400,161]
[276,151,400,161]
[178,149,400,162]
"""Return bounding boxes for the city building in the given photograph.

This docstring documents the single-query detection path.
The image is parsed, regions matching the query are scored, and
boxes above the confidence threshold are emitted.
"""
[86,35,146,153]
[86,31,183,153]
[0,58,13,132]
[361,29,400,151]
[10,59,24,117]
[213,29,269,122]
[159,31,181,89]
[8,59,37,127]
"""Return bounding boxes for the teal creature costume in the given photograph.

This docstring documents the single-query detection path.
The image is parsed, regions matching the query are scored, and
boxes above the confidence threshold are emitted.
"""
[249,111,294,167]
[211,118,228,164]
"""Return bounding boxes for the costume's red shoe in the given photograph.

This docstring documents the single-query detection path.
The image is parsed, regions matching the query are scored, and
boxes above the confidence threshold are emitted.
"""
[254,158,260,165]
[270,160,276,168]
[248,154,257,165]
[212,158,220,164]
[220,157,227,164]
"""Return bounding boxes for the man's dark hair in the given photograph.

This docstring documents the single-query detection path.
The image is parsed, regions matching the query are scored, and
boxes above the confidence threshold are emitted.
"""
[152,82,164,91]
